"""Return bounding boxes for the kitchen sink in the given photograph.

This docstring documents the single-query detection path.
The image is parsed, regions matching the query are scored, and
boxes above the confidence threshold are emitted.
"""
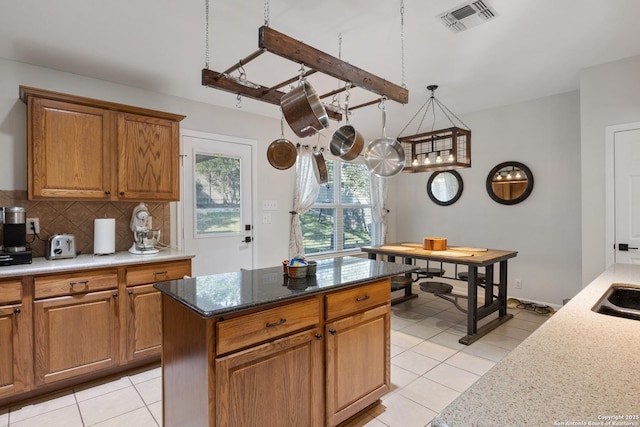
[592,284,640,320]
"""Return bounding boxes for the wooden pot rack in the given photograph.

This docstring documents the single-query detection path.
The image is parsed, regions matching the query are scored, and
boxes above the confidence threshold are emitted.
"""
[202,26,409,121]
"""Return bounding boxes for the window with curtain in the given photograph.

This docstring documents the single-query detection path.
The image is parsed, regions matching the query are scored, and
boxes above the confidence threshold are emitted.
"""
[300,160,379,254]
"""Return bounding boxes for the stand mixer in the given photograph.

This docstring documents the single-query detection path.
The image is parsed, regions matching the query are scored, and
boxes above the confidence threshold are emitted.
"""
[128,202,161,255]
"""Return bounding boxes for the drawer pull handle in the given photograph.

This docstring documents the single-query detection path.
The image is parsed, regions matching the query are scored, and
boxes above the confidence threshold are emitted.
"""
[153,271,169,277]
[356,295,370,302]
[315,333,322,340]
[69,280,89,290]
[329,329,337,335]
[266,318,287,328]
[14,308,21,315]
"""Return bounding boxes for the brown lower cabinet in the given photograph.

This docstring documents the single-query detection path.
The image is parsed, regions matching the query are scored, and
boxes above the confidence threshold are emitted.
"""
[0,257,191,406]
[162,278,391,427]
[325,304,390,426]
[0,280,30,400]
[33,288,120,385]
[125,284,162,361]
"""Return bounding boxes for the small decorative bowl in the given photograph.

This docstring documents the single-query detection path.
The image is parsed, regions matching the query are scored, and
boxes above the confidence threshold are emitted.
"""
[287,264,308,278]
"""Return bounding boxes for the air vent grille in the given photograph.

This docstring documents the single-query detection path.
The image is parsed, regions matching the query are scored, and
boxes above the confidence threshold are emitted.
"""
[438,0,498,33]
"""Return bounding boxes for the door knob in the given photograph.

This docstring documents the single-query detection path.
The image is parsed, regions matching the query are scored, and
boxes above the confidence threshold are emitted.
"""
[241,236,252,243]
[618,243,638,251]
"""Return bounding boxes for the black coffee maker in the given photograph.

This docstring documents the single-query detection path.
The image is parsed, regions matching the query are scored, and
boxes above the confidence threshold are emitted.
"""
[0,206,32,266]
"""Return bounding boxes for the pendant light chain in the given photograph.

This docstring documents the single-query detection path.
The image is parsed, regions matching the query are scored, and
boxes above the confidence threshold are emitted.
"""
[204,0,210,69]
[264,0,270,26]
[400,0,406,89]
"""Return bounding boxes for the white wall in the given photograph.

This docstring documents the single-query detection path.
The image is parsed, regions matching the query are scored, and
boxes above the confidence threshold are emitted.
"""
[579,55,640,285]
[0,57,294,269]
[389,91,583,306]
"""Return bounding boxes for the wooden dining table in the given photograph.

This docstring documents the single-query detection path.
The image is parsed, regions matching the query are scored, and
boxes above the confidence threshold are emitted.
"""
[360,243,518,345]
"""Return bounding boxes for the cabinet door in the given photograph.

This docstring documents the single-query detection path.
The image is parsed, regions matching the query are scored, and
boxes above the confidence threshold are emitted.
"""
[126,284,161,361]
[33,290,119,385]
[325,304,390,426]
[116,112,179,200]
[0,304,27,399]
[29,98,111,200]
[216,329,324,427]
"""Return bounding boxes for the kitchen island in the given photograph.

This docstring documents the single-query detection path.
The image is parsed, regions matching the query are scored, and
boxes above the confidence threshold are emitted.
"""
[154,256,417,427]
[433,263,640,427]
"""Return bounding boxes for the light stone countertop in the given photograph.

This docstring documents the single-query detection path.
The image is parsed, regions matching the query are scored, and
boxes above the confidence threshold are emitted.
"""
[0,248,194,278]
[433,263,640,427]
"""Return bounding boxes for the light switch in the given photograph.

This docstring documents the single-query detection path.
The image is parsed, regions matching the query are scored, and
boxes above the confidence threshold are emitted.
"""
[262,213,272,224]
[262,200,278,210]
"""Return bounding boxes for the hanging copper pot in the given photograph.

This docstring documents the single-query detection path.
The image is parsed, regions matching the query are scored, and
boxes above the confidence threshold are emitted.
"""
[280,80,329,138]
[329,92,364,161]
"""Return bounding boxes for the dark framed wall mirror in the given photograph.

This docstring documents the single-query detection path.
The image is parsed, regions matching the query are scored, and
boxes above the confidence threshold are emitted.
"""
[427,170,464,206]
[486,161,534,205]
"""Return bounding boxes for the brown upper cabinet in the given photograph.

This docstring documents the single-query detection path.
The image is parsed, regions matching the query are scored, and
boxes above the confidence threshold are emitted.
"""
[20,86,186,202]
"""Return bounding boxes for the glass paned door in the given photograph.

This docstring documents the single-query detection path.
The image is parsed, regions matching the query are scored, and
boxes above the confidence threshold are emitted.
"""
[181,130,255,276]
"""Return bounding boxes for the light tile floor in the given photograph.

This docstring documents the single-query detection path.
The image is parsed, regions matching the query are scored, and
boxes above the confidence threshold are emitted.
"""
[0,285,551,427]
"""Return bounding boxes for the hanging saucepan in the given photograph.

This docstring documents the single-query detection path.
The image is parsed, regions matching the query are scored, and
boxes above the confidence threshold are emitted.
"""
[312,134,328,185]
[312,148,328,185]
[329,90,364,161]
[280,80,329,138]
[364,100,406,177]
[267,117,297,170]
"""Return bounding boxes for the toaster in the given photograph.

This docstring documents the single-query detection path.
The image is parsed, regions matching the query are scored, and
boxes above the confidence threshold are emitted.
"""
[46,234,77,260]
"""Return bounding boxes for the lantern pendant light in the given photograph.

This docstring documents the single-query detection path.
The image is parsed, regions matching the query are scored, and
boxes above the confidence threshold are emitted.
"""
[398,85,471,172]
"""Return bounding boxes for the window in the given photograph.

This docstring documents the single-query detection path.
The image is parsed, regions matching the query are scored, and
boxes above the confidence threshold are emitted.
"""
[301,160,378,255]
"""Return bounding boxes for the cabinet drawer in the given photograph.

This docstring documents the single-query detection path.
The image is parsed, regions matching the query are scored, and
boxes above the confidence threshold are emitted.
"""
[34,270,117,299]
[325,279,390,321]
[125,259,191,286]
[217,298,320,355]
[0,280,22,304]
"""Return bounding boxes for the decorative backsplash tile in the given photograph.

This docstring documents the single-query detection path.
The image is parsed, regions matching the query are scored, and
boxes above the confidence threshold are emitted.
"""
[0,191,170,258]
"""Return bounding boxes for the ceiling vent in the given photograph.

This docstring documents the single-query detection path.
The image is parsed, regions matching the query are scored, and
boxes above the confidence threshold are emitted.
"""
[438,0,498,33]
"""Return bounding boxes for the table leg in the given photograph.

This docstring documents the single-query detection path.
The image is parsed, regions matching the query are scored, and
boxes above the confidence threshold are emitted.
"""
[485,264,494,305]
[466,266,478,337]
[459,262,513,345]
[499,260,508,316]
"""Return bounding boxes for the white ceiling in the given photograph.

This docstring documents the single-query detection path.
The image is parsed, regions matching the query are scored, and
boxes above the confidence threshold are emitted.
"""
[3,0,640,136]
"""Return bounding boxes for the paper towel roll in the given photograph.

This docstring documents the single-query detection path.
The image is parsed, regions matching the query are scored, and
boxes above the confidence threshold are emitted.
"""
[94,218,116,255]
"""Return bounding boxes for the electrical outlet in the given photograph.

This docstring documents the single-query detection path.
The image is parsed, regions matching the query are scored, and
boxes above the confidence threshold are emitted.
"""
[514,279,522,289]
[27,218,40,234]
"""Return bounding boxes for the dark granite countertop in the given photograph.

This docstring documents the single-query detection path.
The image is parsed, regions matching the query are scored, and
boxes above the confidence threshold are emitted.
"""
[154,256,417,318]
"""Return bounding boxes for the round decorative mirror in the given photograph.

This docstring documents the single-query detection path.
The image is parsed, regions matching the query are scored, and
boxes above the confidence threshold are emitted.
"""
[427,170,463,206]
[486,161,534,205]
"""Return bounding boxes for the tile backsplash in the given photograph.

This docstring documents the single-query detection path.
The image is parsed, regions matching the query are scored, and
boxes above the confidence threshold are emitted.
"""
[0,191,170,258]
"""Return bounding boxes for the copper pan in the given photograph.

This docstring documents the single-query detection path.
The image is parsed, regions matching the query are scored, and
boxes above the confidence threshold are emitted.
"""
[267,117,297,170]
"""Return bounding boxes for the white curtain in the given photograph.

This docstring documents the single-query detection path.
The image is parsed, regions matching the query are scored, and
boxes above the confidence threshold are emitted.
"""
[369,174,389,245]
[288,146,320,258]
